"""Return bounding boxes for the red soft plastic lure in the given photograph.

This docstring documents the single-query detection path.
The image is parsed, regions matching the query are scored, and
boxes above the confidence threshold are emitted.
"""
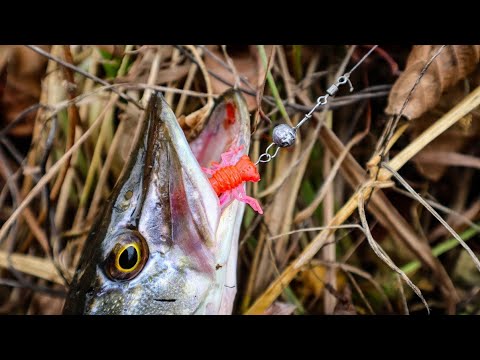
[202,146,263,214]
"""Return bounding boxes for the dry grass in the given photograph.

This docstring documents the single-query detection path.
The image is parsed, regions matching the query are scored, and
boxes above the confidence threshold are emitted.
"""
[1,45,480,314]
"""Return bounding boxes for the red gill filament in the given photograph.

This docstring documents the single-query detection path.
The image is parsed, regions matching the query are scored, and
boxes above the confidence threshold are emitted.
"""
[223,102,236,128]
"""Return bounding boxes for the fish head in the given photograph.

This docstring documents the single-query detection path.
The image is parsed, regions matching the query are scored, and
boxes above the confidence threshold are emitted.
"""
[63,90,251,314]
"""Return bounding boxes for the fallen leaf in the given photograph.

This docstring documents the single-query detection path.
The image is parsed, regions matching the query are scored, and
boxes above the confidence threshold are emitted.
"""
[386,45,480,120]
[409,72,480,181]
[0,45,49,137]
[96,45,126,58]
[204,45,261,111]
[117,63,191,84]
[112,103,143,177]
[0,250,73,285]
[453,250,480,287]
[414,151,480,170]
[262,301,297,315]
[117,46,175,84]
[297,265,347,299]
[333,285,357,315]
[27,288,66,315]
[298,265,327,298]
[178,105,212,141]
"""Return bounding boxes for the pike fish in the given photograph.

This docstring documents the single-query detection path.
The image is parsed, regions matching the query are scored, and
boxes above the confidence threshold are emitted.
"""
[63,90,251,314]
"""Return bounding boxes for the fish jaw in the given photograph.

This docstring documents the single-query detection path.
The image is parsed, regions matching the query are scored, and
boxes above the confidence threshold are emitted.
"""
[189,90,252,314]
[63,92,221,314]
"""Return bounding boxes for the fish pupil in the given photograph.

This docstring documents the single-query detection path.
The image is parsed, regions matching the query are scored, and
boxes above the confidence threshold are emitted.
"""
[119,246,138,270]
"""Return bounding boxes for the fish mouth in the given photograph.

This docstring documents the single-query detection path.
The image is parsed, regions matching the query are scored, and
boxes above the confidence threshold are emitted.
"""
[63,90,251,314]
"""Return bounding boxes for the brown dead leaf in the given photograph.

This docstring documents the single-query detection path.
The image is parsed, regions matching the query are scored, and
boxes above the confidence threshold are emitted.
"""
[430,200,480,241]
[117,46,176,84]
[333,285,357,315]
[412,122,479,182]
[414,151,480,171]
[96,45,126,58]
[204,45,261,111]
[27,288,65,315]
[117,63,191,85]
[263,301,297,315]
[386,45,480,120]
[409,73,480,181]
[112,103,143,177]
[297,265,346,299]
[0,45,49,137]
[298,266,327,298]
[177,105,212,141]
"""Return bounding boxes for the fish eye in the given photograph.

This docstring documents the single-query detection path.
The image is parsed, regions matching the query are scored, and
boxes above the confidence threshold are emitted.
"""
[105,231,149,281]
[116,244,140,271]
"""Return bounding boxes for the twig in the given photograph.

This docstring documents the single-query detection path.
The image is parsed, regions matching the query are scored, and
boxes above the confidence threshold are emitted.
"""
[141,48,163,107]
[357,185,430,313]
[294,130,366,223]
[413,151,480,170]
[184,46,214,104]
[246,82,480,313]
[86,120,125,221]
[25,45,143,110]
[0,137,33,169]
[311,259,394,312]
[164,47,181,105]
[197,45,390,113]
[221,45,240,88]
[268,224,366,240]
[0,97,117,243]
[0,278,66,297]
[198,45,256,92]
[0,149,50,253]
[241,229,266,312]
[345,271,375,315]
[381,85,480,176]
[0,103,48,138]
[175,61,198,117]
[36,115,70,286]
[73,46,134,228]
[50,46,81,202]
[396,274,410,315]
[322,112,336,314]
[257,45,292,126]
[400,223,480,275]
[382,162,480,272]
[0,250,73,285]
[392,187,480,234]
[39,114,57,249]
[377,45,448,156]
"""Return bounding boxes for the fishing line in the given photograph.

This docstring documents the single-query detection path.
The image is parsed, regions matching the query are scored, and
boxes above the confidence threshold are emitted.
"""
[254,45,379,166]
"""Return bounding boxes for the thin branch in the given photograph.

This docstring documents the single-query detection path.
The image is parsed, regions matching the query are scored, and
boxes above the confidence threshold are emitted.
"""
[0,97,117,243]
[50,46,81,202]
[357,187,430,313]
[25,45,143,110]
[382,162,480,272]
